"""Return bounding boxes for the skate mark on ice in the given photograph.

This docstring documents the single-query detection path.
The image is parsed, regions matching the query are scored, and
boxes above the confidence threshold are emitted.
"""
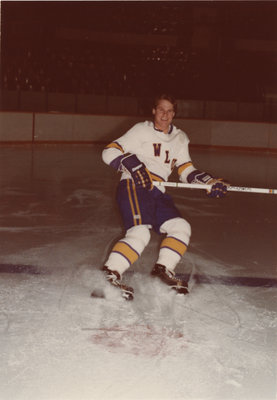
[180,273,277,288]
[0,312,10,334]
[87,324,187,357]
[0,263,44,275]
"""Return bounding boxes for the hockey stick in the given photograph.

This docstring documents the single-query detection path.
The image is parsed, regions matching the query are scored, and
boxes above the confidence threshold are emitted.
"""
[153,181,277,195]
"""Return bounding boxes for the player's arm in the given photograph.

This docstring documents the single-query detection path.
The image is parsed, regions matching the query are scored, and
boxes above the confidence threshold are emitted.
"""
[187,170,229,198]
[102,144,153,190]
[176,135,229,198]
[102,123,143,169]
[102,126,153,190]
[102,140,126,170]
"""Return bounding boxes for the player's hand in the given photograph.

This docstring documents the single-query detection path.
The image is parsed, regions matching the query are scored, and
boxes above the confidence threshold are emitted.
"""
[121,154,153,190]
[206,178,229,198]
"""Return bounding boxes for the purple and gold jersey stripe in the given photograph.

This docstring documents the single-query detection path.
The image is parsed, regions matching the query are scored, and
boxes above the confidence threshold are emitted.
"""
[178,162,192,176]
[126,179,142,225]
[105,141,124,153]
[160,236,187,257]
[111,240,139,265]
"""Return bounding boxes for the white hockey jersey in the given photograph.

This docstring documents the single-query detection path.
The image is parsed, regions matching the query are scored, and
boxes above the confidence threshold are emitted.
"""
[102,121,197,189]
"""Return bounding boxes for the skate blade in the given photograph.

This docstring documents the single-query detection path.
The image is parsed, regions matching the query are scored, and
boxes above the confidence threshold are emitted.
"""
[172,285,189,295]
[122,290,134,301]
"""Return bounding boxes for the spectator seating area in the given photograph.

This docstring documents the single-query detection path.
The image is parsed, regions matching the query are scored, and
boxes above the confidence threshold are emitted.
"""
[1,2,276,121]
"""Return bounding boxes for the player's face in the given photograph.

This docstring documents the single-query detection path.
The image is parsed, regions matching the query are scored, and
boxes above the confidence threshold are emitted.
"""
[152,99,175,133]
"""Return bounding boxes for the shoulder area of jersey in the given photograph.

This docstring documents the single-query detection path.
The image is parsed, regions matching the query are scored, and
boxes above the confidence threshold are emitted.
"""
[166,124,190,144]
[132,121,189,140]
[128,120,151,131]
[175,126,189,142]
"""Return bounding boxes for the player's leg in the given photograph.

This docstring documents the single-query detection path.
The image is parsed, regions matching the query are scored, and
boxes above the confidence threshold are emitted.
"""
[151,189,192,293]
[103,224,151,300]
[152,217,191,294]
[156,217,191,272]
[104,224,151,277]
[102,179,153,294]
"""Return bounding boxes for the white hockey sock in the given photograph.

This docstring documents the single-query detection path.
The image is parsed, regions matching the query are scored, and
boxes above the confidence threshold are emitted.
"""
[157,217,191,272]
[105,225,151,277]
[156,248,182,272]
[105,252,130,276]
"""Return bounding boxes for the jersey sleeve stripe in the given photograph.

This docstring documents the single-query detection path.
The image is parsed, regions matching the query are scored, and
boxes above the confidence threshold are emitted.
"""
[105,141,124,153]
[110,154,124,170]
[177,162,193,176]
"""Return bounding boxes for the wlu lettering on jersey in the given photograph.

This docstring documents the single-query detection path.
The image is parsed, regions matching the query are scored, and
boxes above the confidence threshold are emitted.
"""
[153,143,161,156]
[153,144,177,170]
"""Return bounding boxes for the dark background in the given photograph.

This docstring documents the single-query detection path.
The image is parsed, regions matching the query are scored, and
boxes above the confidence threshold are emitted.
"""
[1,1,277,112]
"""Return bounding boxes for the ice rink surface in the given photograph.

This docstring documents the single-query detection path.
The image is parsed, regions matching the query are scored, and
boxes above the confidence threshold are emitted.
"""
[0,144,276,400]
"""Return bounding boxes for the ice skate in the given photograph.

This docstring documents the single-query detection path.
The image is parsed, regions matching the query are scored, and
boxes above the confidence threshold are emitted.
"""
[151,263,189,295]
[103,266,134,301]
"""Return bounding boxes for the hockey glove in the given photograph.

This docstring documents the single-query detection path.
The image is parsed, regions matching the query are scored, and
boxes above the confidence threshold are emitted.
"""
[206,178,229,198]
[187,170,229,198]
[121,154,153,190]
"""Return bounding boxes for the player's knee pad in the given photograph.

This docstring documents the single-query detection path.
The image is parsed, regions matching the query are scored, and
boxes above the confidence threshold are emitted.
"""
[106,225,150,273]
[125,224,151,253]
[160,217,191,248]
[157,218,191,271]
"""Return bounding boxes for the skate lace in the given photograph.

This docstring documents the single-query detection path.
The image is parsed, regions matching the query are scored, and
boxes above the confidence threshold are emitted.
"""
[165,268,175,278]
[108,273,120,285]
[165,268,186,286]
[108,275,133,293]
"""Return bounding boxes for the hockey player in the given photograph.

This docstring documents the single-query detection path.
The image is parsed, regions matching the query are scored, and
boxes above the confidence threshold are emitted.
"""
[101,94,229,300]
